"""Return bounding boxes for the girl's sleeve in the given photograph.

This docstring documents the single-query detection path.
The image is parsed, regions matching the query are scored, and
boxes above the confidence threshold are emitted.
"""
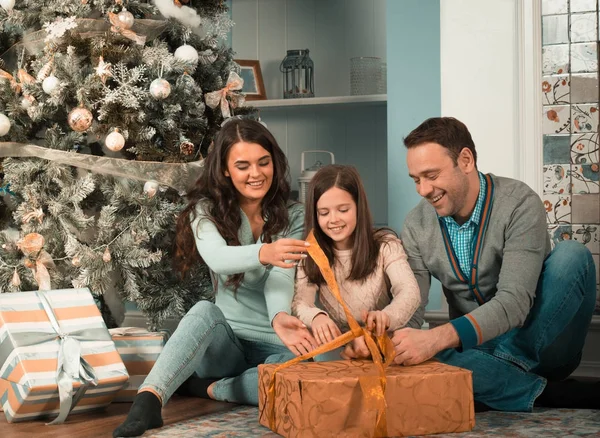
[380,236,422,331]
[292,261,327,328]
[262,204,308,324]
[191,203,264,275]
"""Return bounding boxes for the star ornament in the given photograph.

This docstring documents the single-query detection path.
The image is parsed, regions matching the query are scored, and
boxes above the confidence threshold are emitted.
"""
[95,56,113,84]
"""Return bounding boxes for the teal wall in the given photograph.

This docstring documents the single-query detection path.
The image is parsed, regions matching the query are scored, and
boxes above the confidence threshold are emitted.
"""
[386,0,443,310]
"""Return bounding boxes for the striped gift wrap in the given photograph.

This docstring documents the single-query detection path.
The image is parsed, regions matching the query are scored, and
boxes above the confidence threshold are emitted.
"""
[0,288,129,423]
[109,328,169,402]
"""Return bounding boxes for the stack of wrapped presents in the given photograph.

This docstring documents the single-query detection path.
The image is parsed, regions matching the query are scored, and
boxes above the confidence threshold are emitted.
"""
[0,288,167,424]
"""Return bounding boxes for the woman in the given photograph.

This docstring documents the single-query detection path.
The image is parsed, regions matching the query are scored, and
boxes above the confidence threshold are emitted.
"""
[114,119,317,437]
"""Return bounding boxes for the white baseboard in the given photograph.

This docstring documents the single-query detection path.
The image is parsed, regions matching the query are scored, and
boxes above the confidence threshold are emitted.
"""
[424,311,600,379]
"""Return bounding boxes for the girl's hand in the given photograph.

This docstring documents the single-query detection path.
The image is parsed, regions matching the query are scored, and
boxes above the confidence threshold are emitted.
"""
[340,336,371,360]
[363,310,390,337]
[259,238,309,268]
[272,312,318,356]
[311,313,342,345]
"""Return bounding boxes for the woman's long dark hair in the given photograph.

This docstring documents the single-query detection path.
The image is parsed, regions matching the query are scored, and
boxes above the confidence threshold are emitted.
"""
[302,164,395,286]
[174,119,291,289]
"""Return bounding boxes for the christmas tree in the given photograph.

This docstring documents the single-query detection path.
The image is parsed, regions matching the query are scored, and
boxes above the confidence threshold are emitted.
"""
[0,0,252,329]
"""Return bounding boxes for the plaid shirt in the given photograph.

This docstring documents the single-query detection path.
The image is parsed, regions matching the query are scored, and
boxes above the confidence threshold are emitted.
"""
[440,172,486,280]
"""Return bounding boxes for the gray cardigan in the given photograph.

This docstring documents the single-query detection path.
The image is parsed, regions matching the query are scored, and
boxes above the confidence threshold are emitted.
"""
[401,174,551,350]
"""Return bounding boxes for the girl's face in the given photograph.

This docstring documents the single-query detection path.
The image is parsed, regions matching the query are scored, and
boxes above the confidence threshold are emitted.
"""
[316,186,357,251]
[225,141,274,203]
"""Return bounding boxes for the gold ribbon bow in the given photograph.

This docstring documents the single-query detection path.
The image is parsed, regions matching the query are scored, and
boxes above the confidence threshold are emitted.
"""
[204,71,246,119]
[108,12,146,46]
[16,233,55,290]
[264,230,396,437]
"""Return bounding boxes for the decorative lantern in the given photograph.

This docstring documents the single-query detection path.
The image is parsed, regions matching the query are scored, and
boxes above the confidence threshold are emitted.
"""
[298,150,335,203]
[280,49,314,99]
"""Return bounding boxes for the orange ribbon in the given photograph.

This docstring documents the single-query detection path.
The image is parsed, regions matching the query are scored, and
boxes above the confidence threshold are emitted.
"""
[264,230,396,437]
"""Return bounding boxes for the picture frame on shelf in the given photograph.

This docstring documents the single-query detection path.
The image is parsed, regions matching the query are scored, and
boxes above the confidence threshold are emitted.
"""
[235,59,267,101]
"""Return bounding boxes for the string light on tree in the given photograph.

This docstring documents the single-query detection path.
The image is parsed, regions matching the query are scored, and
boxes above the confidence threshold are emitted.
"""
[42,75,60,94]
[0,113,11,136]
[105,129,125,151]
[174,44,199,63]
[67,106,94,132]
[149,78,171,99]
[143,180,159,198]
[0,0,15,11]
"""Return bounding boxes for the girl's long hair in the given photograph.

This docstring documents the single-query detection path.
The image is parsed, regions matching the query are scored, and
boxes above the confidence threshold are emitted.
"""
[174,119,291,289]
[302,164,395,285]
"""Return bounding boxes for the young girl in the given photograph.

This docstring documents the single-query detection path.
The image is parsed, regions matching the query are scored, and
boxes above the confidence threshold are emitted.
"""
[292,164,420,356]
[114,119,317,437]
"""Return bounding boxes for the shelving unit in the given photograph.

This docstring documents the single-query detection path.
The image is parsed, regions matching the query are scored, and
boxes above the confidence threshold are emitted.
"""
[246,94,387,110]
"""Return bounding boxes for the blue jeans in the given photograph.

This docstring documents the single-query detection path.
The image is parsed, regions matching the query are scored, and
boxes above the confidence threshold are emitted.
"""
[139,301,295,405]
[436,240,597,412]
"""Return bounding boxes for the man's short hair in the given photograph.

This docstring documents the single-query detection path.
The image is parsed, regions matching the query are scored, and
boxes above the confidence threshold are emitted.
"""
[404,117,478,166]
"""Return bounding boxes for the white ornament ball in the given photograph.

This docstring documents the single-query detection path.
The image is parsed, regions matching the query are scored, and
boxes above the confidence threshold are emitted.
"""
[0,113,10,136]
[105,131,125,151]
[174,44,199,63]
[149,78,171,99]
[0,0,15,11]
[144,180,159,198]
[117,10,135,29]
[42,75,60,95]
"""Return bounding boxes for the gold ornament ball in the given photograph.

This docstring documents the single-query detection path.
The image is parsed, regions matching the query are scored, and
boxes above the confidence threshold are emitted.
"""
[149,78,171,99]
[67,107,93,132]
[105,131,125,151]
[117,10,135,29]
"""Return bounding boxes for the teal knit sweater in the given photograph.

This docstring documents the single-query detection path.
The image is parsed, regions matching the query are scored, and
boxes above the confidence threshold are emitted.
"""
[191,202,305,346]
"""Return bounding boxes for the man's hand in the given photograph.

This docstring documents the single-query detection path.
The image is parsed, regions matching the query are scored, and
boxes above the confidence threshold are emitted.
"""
[340,336,371,360]
[272,312,318,356]
[392,324,460,366]
[311,314,342,345]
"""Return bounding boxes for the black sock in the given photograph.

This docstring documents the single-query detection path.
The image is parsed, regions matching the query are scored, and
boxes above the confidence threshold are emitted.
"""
[113,391,163,437]
[535,379,600,409]
[175,375,219,399]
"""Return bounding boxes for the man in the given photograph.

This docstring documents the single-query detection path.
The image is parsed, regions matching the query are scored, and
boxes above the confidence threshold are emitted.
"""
[344,117,598,411]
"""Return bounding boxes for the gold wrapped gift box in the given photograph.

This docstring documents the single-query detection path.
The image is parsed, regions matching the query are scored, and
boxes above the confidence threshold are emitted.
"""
[259,359,475,437]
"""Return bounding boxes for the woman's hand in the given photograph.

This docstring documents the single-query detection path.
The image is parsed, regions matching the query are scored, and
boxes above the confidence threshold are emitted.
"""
[259,238,309,268]
[364,310,390,337]
[311,313,342,345]
[272,312,318,356]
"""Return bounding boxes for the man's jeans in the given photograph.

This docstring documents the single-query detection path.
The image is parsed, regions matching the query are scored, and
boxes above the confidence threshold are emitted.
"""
[436,240,597,412]
[139,301,295,406]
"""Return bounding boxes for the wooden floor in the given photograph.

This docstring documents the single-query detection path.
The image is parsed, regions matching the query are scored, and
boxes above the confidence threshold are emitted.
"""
[0,396,236,438]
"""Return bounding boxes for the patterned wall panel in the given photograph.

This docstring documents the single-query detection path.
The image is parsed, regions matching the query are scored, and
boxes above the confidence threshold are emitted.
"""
[542,0,600,314]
